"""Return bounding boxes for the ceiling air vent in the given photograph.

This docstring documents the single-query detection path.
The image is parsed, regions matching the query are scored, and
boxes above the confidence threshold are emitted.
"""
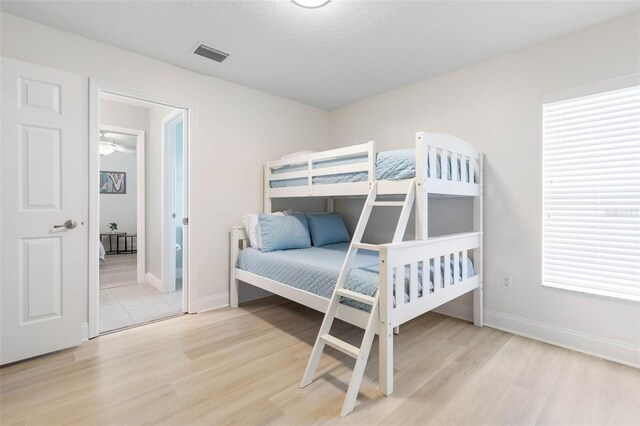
[193,43,229,63]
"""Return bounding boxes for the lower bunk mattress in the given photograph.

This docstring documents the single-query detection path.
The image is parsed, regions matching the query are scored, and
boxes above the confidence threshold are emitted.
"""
[236,242,475,311]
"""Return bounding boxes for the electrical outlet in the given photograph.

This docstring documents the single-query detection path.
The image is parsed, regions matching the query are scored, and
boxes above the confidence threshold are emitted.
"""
[502,275,513,290]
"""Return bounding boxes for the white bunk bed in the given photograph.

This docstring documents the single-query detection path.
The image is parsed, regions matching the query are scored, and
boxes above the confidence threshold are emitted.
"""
[230,131,484,416]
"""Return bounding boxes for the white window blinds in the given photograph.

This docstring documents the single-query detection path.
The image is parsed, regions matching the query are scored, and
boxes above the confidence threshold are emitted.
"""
[543,83,640,302]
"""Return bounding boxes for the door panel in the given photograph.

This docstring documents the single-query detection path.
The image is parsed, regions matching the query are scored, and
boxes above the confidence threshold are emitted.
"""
[20,78,61,113]
[21,237,62,320]
[21,125,62,209]
[1,57,86,365]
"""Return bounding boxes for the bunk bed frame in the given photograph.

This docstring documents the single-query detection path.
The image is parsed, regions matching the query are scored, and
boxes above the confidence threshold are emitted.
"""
[229,131,484,413]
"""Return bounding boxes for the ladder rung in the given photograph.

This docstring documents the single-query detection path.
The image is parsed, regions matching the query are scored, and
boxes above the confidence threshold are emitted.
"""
[320,334,359,359]
[336,289,376,306]
[368,201,404,207]
[352,242,379,251]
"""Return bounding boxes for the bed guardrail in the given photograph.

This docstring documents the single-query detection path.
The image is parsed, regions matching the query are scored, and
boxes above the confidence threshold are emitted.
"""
[265,141,376,200]
[378,231,482,327]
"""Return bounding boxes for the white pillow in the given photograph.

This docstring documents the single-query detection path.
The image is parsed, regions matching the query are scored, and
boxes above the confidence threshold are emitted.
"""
[241,211,286,249]
[281,151,315,160]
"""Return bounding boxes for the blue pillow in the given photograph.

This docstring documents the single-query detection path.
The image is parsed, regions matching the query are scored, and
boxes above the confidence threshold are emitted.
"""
[305,212,351,247]
[259,213,311,252]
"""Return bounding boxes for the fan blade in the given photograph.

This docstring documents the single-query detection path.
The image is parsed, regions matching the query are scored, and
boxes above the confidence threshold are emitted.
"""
[112,143,137,155]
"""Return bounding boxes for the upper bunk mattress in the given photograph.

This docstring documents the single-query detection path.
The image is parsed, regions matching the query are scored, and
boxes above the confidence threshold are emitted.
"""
[236,242,474,311]
[270,149,467,188]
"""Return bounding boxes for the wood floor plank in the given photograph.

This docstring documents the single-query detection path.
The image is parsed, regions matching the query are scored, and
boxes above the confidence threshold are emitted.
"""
[99,253,138,289]
[1,296,638,425]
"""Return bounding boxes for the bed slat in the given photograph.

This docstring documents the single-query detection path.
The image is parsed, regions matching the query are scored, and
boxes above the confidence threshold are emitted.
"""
[444,253,452,286]
[395,266,405,307]
[434,256,441,292]
[462,250,469,282]
[453,251,460,284]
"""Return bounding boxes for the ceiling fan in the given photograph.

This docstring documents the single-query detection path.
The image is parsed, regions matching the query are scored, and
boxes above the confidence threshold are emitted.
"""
[99,132,136,156]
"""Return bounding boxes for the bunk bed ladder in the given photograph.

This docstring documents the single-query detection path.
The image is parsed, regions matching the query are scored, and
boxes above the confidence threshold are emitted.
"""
[300,180,416,417]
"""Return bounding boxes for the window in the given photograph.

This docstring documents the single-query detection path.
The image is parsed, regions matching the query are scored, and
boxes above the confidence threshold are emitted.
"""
[543,80,640,302]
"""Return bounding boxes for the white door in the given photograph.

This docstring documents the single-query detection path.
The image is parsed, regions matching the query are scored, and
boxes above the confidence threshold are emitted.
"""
[1,57,86,364]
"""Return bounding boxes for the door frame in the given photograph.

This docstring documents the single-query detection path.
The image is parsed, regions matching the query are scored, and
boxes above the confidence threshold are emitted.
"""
[99,124,146,286]
[88,79,195,339]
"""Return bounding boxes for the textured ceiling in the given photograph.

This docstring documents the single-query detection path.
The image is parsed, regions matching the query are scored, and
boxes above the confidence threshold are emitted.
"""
[2,1,638,110]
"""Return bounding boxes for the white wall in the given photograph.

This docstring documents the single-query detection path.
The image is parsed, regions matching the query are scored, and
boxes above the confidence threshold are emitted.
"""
[99,152,137,235]
[101,99,149,136]
[329,12,640,366]
[0,12,330,313]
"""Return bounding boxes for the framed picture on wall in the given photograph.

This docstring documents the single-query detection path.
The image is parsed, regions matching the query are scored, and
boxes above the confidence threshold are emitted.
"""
[100,171,127,194]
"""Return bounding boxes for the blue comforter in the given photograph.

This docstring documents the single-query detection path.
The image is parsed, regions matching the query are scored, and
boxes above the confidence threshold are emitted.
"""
[236,242,474,311]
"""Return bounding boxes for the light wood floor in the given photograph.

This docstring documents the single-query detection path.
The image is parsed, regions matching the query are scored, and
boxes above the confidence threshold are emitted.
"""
[1,296,639,425]
[100,253,138,289]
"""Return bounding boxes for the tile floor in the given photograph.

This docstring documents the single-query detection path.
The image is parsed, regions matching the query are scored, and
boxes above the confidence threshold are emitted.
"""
[99,254,183,334]
[99,283,183,334]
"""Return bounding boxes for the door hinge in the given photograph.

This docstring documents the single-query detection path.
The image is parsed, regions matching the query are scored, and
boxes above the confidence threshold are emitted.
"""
[183,218,189,226]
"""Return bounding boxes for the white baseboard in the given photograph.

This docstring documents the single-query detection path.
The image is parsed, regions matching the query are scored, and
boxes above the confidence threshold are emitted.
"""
[484,309,640,369]
[193,286,274,314]
[196,292,230,313]
[145,272,162,293]
[81,322,89,342]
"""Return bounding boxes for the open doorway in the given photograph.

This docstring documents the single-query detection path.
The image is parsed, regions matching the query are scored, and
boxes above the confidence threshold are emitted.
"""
[89,86,191,336]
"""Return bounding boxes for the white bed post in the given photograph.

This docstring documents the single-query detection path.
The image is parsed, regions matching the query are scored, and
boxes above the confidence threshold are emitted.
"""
[229,226,245,308]
[378,248,394,396]
[264,163,272,213]
[473,154,484,326]
[415,132,428,241]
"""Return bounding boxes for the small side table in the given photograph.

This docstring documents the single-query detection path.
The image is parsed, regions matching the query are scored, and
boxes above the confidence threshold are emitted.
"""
[100,233,126,254]
[117,234,137,254]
